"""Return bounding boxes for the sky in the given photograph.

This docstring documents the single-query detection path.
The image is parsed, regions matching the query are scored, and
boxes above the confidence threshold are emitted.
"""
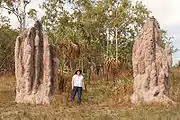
[140,0,180,65]
[1,0,180,65]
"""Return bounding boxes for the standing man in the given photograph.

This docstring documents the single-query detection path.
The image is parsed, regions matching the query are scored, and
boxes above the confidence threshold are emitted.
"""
[71,69,85,104]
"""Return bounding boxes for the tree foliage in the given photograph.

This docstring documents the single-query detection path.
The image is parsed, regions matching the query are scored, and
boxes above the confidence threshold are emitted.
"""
[0,25,18,71]
[40,0,150,77]
[0,0,31,31]
[0,0,176,81]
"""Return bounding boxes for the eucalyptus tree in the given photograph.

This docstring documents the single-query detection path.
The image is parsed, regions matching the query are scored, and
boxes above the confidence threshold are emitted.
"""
[0,0,31,31]
[0,19,19,71]
[40,0,151,75]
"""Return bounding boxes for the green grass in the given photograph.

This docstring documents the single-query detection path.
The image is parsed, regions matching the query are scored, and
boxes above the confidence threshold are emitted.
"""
[0,73,180,120]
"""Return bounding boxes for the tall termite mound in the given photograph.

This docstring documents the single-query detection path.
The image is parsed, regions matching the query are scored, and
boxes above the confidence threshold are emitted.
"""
[15,21,58,104]
[131,17,175,104]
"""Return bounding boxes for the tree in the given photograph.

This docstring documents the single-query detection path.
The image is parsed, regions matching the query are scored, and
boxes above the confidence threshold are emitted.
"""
[40,0,151,81]
[160,29,179,53]
[0,15,10,27]
[0,24,19,71]
[27,8,37,21]
[0,0,31,31]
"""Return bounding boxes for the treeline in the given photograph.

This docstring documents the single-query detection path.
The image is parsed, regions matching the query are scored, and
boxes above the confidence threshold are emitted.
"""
[40,0,151,80]
[0,0,151,79]
[0,17,19,72]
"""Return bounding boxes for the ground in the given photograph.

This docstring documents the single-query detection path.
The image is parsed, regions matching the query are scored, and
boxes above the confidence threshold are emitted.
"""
[0,71,180,120]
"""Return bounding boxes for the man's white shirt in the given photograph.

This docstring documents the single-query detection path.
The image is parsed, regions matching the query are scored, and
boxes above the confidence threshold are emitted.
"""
[73,75,84,87]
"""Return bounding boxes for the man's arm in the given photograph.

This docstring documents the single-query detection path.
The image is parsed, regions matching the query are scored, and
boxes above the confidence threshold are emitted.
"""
[72,77,74,90]
[82,78,85,90]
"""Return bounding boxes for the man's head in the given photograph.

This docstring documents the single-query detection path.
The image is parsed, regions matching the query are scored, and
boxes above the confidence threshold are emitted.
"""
[75,69,82,75]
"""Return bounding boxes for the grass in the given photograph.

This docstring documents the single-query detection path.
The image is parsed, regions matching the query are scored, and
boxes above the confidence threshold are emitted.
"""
[0,70,180,120]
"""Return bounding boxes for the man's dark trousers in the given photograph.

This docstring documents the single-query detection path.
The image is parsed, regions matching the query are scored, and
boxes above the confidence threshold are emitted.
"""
[71,86,82,104]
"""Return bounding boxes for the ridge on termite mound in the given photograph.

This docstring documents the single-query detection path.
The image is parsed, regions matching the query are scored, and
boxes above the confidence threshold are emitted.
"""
[131,17,175,104]
[15,21,58,105]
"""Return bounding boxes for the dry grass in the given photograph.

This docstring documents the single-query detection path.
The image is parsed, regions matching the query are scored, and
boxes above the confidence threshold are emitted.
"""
[0,69,180,120]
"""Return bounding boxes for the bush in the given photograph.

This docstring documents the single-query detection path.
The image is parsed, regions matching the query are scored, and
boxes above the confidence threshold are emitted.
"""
[0,26,19,71]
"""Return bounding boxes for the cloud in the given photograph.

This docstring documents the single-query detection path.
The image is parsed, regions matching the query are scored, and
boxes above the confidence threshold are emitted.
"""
[140,0,180,26]
[139,0,180,64]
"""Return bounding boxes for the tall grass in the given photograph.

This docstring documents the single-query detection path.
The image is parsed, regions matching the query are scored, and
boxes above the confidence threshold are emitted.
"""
[0,68,180,119]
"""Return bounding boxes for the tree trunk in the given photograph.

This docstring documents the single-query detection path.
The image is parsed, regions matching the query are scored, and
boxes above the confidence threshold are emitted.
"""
[15,21,58,105]
[20,0,26,31]
[81,58,84,73]
[106,28,109,55]
[115,27,118,63]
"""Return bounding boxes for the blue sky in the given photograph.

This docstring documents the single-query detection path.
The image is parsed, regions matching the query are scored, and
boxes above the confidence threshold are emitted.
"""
[1,0,180,65]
